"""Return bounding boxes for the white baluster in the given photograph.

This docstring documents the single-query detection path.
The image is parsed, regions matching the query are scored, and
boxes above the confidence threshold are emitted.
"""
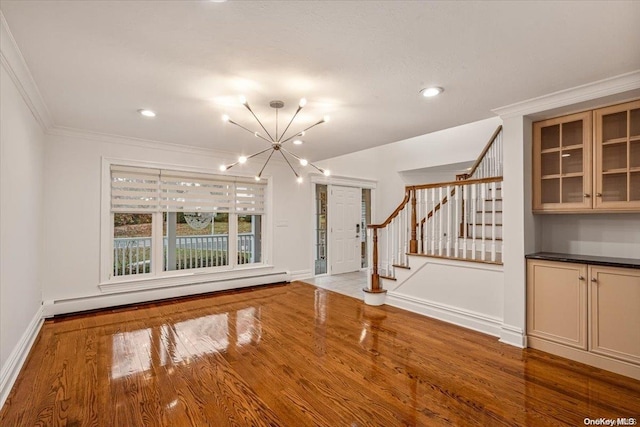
[481,183,487,261]
[454,184,460,258]
[491,180,497,262]
[471,183,477,260]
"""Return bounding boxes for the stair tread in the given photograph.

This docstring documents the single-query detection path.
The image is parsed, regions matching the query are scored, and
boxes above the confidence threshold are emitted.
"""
[379,274,397,281]
[392,264,410,270]
[407,252,503,265]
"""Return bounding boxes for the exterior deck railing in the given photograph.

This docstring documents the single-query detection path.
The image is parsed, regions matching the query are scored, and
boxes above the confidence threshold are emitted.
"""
[113,233,256,276]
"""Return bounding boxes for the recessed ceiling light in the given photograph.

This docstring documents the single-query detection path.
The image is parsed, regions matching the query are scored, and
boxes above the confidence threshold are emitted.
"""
[420,87,444,98]
[138,109,156,117]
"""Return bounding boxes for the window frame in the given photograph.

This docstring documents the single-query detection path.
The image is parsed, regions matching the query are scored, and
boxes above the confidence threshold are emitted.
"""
[100,157,273,290]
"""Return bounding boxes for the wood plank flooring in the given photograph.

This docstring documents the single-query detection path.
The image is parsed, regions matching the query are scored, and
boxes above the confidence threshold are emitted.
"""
[2,281,639,426]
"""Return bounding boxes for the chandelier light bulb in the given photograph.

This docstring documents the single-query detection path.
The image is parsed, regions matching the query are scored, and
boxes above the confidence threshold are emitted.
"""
[297,176,303,183]
[299,98,307,108]
[293,139,303,145]
[323,115,331,123]
[222,114,230,122]
[299,131,306,136]
[254,175,261,181]
[239,95,247,105]
[254,132,260,137]
[219,165,227,171]
[323,169,331,177]
[238,156,247,164]
[300,159,308,166]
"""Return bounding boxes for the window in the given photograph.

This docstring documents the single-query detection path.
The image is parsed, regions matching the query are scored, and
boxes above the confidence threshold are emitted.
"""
[109,165,267,280]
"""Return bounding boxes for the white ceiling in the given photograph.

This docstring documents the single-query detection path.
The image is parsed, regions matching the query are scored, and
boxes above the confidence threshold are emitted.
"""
[1,1,639,161]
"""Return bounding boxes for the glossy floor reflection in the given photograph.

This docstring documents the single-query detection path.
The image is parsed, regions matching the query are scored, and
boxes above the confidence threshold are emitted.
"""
[304,270,367,299]
[2,282,639,426]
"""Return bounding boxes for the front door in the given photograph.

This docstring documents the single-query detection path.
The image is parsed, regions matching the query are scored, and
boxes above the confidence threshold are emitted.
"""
[329,185,362,275]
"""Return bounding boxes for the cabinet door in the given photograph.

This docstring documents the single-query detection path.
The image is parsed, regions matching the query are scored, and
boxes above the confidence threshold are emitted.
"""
[589,266,640,364]
[533,111,592,212]
[594,100,640,210]
[527,260,588,349]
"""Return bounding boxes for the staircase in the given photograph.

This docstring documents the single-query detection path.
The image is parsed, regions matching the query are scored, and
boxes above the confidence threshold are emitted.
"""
[366,126,503,297]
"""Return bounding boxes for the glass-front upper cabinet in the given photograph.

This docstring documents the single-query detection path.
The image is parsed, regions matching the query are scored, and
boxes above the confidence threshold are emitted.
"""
[594,100,640,209]
[533,111,592,212]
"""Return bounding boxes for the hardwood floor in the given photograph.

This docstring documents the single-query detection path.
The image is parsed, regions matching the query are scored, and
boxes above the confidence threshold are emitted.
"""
[2,282,639,426]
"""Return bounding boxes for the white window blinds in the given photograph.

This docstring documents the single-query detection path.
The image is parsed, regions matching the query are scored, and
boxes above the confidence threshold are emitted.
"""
[111,165,160,212]
[111,166,266,214]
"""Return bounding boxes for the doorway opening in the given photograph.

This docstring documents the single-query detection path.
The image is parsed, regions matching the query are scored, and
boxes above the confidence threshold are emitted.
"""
[314,184,372,277]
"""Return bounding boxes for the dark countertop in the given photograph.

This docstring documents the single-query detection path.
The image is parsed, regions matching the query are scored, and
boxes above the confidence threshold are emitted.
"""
[525,252,640,269]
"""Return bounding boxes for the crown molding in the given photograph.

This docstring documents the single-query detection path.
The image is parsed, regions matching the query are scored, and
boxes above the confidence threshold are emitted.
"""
[492,70,640,119]
[47,125,289,165]
[0,11,53,131]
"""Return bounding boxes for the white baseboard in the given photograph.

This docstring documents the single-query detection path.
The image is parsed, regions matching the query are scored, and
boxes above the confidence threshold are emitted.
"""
[0,305,44,408]
[499,324,527,348]
[386,291,502,338]
[288,269,313,281]
[43,271,289,317]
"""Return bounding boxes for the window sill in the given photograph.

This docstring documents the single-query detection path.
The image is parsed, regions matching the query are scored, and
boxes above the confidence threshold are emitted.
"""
[99,264,281,294]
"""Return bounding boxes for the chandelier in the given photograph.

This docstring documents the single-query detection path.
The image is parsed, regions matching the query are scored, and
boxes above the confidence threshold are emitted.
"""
[219,96,331,182]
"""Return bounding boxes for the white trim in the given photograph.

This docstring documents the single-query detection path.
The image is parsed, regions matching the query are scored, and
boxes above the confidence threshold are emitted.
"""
[288,269,313,281]
[45,271,289,317]
[499,324,527,348]
[310,173,377,189]
[48,126,289,165]
[0,305,44,408]
[390,255,503,292]
[386,292,503,338]
[492,70,640,118]
[100,156,274,286]
[0,12,53,131]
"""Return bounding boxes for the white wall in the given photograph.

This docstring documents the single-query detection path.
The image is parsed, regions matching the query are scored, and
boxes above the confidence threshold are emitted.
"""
[0,63,45,373]
[388,258,504,337]
[540,214,640,259]
[42,130,312,307]
[317,117,502,222]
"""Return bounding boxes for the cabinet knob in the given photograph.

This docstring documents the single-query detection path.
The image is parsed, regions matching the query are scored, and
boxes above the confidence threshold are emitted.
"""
[578,276,585,280]
[591,277,597,283]
[583,194,590,198]
[596,193,602,197]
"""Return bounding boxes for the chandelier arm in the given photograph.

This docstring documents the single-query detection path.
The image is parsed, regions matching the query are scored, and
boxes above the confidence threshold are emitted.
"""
[243,104,275,141]
[224,161,240,170]
[308,162,327,174]
[246,146,273,160]
[257,149,276,178]
[228,119,273,144]
[280,120,325,144]
[278,149,300,178]
[277,106,302,143]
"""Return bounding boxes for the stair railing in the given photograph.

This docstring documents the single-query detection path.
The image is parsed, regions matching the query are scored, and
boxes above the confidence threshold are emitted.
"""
[367,187,412,291]
[414,177,503,263]
[456,125,503,180]
[367,125,504,288]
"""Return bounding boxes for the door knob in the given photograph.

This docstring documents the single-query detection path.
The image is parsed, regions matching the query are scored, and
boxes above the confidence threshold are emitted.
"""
[596,193,602,197]
[591,277,597,283]
[583,194,590,198]
[578,276,585,280]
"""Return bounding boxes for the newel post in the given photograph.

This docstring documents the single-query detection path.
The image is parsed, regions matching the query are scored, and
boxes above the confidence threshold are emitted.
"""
[409,187,418,253]
[370,226,380,291]
[364,226,386,306]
